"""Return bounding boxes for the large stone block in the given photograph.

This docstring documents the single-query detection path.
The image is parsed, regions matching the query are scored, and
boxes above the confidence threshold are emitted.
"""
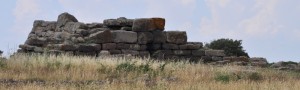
[173,50,191,56]
[87,23,103,29]
[137,32,153,44]
[88,30,113,43]
[116,43,140,50]
[64,22,88,33]
[147,44,161,50]
[192,50,205,56]
[60,44,78,51]
[162,44,179,50]
[249,57,268,67]
[205,50,225,57]
[103,17,133,27]
[165,31,187,44]
[102,43,117,50]
[112,30,137,43]
[109,50,122,54]
[151,18,165,30]
[132,18,165,31]
[78,44,101,52]
[56,12,78,29]
[19,44,35,51]
[179,42,203,50]
[152,30,166,43]
[25,37,47,46]
[132,18,152,31]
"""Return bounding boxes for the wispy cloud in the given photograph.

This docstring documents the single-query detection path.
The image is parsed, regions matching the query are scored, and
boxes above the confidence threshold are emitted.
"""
[200,0,282,39]
[239,0,280,36]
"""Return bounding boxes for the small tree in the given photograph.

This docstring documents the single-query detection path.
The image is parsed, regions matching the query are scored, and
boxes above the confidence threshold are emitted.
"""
[205,38,249,57]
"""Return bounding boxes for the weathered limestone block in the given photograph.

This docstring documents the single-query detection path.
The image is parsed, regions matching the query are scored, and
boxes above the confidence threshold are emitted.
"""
[25,37,47,46]
[112,30,137,43]
[60,44,78,51]
[88,30,113,43]
[132,18,152,31]
[179,42,203,50]
[87,23,103,29]
[108,50,122,54]
[132,18,165,31]
[147,44,161,50]
[151,18,165,30]
[116,43,140,50]
[89,28,110,34]
[19,44,35,51]
[33,20,56,31]
[151,50,173,59]
[173,50,191,56]
[103,17,133,27]
[249,57,268,67]
[56,12,78,29]
[75,29,89,36]
[122,50,139,55]
[102,43,117,50]
[152,30,166,43]
[64,22,88,33]
[165,31,187,44]
[162,44,179,50]
[78,44,101,52]
[192,50,205,56]
[205,50,225,57]
[138,32,153,44]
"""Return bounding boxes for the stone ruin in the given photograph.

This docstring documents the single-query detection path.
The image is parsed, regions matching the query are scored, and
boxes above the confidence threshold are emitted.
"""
[18,12,269,65]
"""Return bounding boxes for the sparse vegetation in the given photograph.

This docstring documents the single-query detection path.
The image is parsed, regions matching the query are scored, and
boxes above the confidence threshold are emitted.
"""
[0,54,299,90]
[206,38,249,57]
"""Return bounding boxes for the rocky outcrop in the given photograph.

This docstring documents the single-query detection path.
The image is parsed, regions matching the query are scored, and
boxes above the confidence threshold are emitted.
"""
[270,61,300,71]
[18,12,271,65]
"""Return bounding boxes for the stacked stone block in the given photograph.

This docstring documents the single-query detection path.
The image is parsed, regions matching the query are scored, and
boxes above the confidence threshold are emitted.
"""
[18,12,227,63]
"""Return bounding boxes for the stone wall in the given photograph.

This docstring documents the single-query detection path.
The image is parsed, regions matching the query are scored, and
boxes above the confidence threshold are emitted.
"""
[18,13,251,63]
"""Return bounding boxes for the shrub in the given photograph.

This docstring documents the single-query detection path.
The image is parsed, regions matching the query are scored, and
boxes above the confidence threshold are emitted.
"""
[205,38,249,57]
[215,73,230,83]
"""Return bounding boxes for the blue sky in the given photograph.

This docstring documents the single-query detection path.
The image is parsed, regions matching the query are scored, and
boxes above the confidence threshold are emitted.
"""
[0,0,299,62]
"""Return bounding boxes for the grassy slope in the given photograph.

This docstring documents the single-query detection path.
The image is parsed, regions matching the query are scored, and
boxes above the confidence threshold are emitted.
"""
[0,54,300,90]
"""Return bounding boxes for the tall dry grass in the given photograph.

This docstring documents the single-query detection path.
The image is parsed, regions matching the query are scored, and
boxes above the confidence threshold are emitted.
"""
[0,53,300,90]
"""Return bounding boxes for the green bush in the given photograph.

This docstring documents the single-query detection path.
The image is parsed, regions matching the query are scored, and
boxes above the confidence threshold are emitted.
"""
[215,73,230,83]
[205,38,249,57]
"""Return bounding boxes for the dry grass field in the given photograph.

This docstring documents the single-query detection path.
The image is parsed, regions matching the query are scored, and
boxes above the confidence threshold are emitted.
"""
[0,54,300,90]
